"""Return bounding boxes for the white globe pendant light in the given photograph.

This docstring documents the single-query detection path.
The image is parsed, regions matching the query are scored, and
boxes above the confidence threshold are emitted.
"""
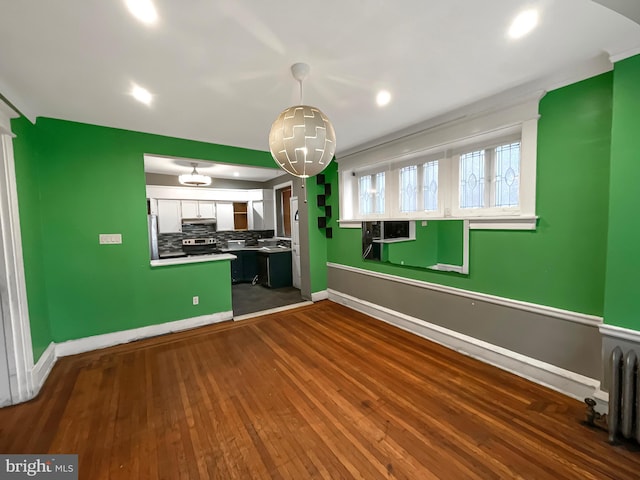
[268,63,336,179]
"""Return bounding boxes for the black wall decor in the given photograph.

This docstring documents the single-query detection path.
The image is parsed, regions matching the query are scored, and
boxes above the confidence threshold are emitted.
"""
[316,174,332,238]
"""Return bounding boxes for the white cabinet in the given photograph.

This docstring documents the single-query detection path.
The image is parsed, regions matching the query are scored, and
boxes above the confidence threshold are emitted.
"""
[262,193,275,230]
[199,201,216,218]
[157,199,182,233]
[216,202,235,231]
[251,201,264,230]
[181,200,215,219]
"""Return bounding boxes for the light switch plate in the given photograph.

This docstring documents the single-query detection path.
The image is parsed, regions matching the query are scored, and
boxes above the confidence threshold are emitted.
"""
[99,234,122,244]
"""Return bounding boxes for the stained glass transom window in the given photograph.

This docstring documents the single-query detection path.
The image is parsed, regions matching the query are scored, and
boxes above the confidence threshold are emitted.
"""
[423,161,438,211]
[460,150,485,208]
[495,142,520,207]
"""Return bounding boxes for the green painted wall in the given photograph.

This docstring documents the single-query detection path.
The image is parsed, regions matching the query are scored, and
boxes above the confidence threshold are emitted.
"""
[328,72,613,316]
[386,222,438,268]
[306,164,334,294]
[12,117,52,362]
[12,117,276,357]
[604,55,640,329]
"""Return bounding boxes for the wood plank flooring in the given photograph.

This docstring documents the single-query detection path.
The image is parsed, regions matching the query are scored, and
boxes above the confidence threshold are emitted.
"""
[0,301,637,479]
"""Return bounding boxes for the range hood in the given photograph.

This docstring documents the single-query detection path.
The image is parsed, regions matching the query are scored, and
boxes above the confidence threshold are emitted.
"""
[181,217,216,225]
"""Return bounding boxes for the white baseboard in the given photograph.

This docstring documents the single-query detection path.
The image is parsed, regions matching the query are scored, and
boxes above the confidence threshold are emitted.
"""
[56,311,233,357]
[233,301,313,321]
[31,342,56,396]
[328,289,602,403]
[311,290,329,302]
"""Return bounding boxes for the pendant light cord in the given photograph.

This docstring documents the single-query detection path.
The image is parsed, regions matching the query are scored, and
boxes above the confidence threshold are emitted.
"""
[298,78,304,105]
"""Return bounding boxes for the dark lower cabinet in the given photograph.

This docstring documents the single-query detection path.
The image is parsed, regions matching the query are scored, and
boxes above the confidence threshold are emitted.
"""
[242,250,258,282]
[231,254,243,284]
[258,251,292,288]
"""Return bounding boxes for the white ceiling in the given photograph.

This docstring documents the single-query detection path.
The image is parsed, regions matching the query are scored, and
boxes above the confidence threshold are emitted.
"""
[144,154,285,181]
[1,1,639,157]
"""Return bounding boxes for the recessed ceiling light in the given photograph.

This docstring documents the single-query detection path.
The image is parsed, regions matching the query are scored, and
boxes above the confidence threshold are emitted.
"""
[376,90,391,107]
[125,0,158,25]
[131,84,153,106]
[509,9,538,39]
[233,172,240,177]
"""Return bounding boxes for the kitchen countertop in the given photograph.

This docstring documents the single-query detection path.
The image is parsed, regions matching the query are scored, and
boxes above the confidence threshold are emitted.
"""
[221,246,292,254]
[151,253,237,268]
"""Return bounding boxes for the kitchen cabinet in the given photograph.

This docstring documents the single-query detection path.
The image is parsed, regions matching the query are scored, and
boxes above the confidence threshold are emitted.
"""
[181,200,215,219]
[233,202,248,230]
[258,250,292,288]
[231,250,259,284]
[157,199,181,233]
[216,202,235,231]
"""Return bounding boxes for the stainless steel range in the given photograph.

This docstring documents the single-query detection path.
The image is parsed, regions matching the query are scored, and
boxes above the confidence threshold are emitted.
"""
[182,237,220,255]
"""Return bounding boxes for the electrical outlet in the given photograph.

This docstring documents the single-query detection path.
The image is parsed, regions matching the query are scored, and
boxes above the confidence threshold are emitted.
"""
[99,233,122,244]
[192,296,199,305]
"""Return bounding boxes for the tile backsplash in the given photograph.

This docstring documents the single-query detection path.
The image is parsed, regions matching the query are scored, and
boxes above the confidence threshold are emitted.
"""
[158,228,277,255]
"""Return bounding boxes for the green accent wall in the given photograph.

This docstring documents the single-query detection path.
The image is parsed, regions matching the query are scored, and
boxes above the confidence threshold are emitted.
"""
[12,117,52,361]
[328,72,613,316]
[306,164,334,294]
[12,117,276,360]
[604,55,640,329]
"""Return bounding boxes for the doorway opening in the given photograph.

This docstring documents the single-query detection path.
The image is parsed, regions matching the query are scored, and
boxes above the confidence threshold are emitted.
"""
[231,186,306,318]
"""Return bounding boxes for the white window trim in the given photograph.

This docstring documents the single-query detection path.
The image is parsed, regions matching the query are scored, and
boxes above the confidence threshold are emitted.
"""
[337,92,542,230]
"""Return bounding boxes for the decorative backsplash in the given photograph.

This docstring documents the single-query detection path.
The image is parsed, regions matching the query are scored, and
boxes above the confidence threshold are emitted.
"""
[158,228,278,255]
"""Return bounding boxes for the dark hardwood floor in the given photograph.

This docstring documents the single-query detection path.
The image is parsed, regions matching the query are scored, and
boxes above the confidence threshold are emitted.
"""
[0,301,636,479]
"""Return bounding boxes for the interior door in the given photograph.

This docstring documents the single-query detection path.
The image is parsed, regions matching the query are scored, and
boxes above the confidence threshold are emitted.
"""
[290,196,301,289]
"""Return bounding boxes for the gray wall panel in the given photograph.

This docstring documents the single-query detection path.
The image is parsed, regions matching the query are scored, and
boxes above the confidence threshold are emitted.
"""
[328,266,602,380]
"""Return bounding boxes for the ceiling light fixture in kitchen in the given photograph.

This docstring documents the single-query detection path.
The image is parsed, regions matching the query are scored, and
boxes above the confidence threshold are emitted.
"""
[179,163,211,186]
[268,63,336,180]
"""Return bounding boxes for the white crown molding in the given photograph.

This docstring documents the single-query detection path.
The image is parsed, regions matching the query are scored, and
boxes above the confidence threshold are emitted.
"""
[327,263,603,327]
[0,79,36,124]
[0,99,19,136]
[327,289,601,402]
[599,323,640,343]
[609,44,640,63]
[56,311,233,357]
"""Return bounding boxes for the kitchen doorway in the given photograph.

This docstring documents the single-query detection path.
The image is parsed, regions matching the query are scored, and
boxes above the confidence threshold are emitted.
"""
[231,186,307,318]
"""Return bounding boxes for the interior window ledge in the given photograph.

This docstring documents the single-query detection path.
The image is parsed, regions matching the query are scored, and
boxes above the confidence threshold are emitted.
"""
[339,216,537,230]
[373,238,415,244]
[338,219,365,229]
[468,216,538,230]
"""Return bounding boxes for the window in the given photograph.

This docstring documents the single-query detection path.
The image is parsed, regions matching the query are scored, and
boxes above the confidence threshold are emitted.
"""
[399,161,439,213]
[400,166,417,212]
[423,161,439,212]
[359,172,385,215]
[494,142,520,207]
[459,141,520,211]
[338,93,540,230]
